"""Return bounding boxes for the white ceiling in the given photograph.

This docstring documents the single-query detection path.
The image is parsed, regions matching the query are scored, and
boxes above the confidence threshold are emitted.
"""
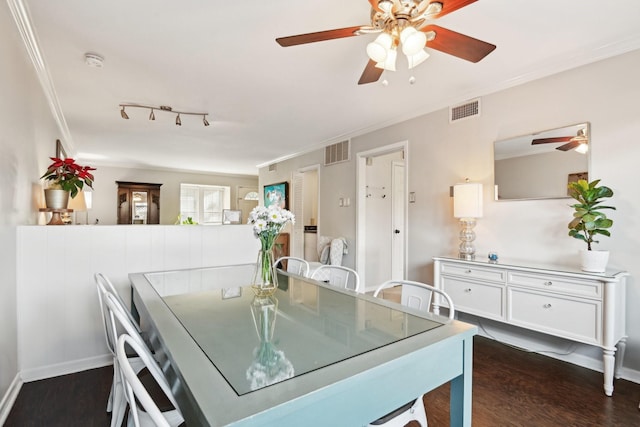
[17,0,640,175]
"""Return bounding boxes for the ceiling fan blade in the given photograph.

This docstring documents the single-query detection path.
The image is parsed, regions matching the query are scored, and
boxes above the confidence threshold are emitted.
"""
[358,60,384,85]
[276,26,365,47]
[531,136,573,145]
[422,25,495,62]
[556,141,582,151]
[434,0,479,18]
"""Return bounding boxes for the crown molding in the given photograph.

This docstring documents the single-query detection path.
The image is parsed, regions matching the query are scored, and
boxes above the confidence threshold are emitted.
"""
[7,0,75,154]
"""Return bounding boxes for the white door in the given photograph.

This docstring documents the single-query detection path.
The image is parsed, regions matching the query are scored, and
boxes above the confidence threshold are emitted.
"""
[356,142,407,292]
[391,161,405,280]
[237,186,258,224]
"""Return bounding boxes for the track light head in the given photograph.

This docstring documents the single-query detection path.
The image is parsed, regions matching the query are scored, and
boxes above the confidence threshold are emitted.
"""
[176,114,182,126]
[203,115,210,126]
[120,106,129,120]
[149,109,155,121]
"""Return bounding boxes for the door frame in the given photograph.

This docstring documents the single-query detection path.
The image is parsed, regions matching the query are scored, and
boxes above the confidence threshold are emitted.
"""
[356,141,408,291]
[291,164,321,259]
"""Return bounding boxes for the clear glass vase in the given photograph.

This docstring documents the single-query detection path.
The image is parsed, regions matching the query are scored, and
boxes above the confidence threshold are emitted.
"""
[251,248,278,297]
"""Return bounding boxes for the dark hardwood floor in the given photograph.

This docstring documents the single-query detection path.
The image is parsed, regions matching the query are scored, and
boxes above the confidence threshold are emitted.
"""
[5,337,639,426]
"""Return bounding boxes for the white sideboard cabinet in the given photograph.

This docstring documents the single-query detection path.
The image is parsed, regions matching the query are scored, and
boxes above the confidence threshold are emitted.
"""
[433,256,628,396]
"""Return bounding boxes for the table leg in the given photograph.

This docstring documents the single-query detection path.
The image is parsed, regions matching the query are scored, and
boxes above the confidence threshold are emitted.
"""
[450,336,473,427]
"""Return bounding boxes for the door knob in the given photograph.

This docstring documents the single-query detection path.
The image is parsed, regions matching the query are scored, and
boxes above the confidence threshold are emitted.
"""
[394,229,400,234]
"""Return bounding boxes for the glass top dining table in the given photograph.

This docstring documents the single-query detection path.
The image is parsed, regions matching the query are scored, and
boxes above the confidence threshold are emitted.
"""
[130,264,477,426]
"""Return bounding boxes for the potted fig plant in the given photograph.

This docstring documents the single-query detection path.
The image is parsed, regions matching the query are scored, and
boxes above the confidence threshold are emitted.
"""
[41,157,96,209]
[567,179,615,272]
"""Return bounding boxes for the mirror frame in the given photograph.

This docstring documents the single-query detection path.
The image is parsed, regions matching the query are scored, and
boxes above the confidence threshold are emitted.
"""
[494,122,590,201]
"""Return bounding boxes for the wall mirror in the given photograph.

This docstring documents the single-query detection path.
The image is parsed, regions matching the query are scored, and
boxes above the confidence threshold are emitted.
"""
[494,122,590,200]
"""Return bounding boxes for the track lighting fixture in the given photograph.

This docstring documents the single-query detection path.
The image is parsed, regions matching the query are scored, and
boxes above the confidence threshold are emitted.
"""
[118,103,210,127]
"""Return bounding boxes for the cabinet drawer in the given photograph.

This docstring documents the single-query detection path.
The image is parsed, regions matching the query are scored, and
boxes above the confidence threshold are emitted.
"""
[440,263,506,283]
[442,277,505,321]
[507,288,601,345]
[508,271,601,299]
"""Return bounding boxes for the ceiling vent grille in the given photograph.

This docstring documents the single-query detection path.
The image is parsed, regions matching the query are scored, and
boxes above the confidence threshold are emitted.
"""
[268,163,277,172]
[324,140,350,166]
[450,98,480,123]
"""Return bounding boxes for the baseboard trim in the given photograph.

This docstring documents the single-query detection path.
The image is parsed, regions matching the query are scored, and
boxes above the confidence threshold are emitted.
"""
[20,354,112,383]
[0,374,23,425]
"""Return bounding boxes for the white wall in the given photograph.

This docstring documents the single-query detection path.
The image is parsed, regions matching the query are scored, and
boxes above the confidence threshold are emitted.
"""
[87,165,258,225]
[16,225,259,380]
[259,49,640,378]
[0,2,62,420]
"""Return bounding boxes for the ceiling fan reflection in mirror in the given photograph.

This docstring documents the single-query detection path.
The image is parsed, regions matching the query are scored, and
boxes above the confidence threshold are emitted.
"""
[276,0,496,85]
[531,127,589,152]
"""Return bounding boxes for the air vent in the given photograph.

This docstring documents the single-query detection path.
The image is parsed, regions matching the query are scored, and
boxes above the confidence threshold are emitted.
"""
[268,163,277,172]
[324,140,350,166]
[450,98,480,123]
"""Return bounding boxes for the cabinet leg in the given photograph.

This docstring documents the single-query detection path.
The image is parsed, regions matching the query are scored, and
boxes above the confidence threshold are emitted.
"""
[603,348,616,396]
[615,337,627,379]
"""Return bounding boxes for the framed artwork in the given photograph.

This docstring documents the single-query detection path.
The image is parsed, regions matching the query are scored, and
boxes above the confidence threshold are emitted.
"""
[263,181,288,209]
[221,287,242,299]
[222,209,242,224]
[56,139,67,159]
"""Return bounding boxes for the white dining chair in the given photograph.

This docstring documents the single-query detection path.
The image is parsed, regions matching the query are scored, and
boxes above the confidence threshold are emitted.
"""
[274,256,310,277]
[117,334,184,427]
[310,265,361,292]
[104,291,152,427]
[96,274,145,427]
[95,273,140,330]
[368,280,456,427]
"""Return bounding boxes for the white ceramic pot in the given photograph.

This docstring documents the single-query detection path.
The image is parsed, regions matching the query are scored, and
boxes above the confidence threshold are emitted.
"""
[44,189,69,209]
[579,249,610,273]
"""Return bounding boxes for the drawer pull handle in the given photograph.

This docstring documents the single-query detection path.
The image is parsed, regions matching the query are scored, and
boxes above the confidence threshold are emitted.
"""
[543,303,552,309]
[544,281,553,286]
[464,288,472,293]
[465,269,472,274]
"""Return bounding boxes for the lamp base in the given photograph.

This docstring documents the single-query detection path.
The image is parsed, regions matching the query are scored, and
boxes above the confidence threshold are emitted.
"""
[458,218,477,260]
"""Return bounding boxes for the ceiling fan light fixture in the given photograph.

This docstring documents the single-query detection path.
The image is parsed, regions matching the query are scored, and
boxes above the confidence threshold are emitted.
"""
[366,32,393,62]
[120,106,129,120]
[378,0,393,13]
[575,142,589,154]
[407,48,430,69]
[401,27,427,56]
[376,47,397,71]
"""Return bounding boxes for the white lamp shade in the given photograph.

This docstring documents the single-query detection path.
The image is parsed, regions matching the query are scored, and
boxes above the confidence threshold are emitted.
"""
[366,32,393,63]
[375,47,397,71]
[401,27,427,56]
[454,182,483,218]
[406,48,430,69]
[67,190,87,212]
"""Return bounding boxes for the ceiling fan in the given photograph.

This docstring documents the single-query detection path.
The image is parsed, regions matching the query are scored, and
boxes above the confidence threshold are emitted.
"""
[531,128,589,152]
[275,0,496,85]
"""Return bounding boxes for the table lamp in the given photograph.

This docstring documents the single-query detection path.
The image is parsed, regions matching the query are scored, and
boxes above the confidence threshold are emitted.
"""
[67,190,88,224]
[453,181,483,260]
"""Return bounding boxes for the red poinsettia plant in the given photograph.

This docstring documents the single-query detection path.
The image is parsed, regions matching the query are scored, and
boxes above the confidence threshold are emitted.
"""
[41,157,96,198]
